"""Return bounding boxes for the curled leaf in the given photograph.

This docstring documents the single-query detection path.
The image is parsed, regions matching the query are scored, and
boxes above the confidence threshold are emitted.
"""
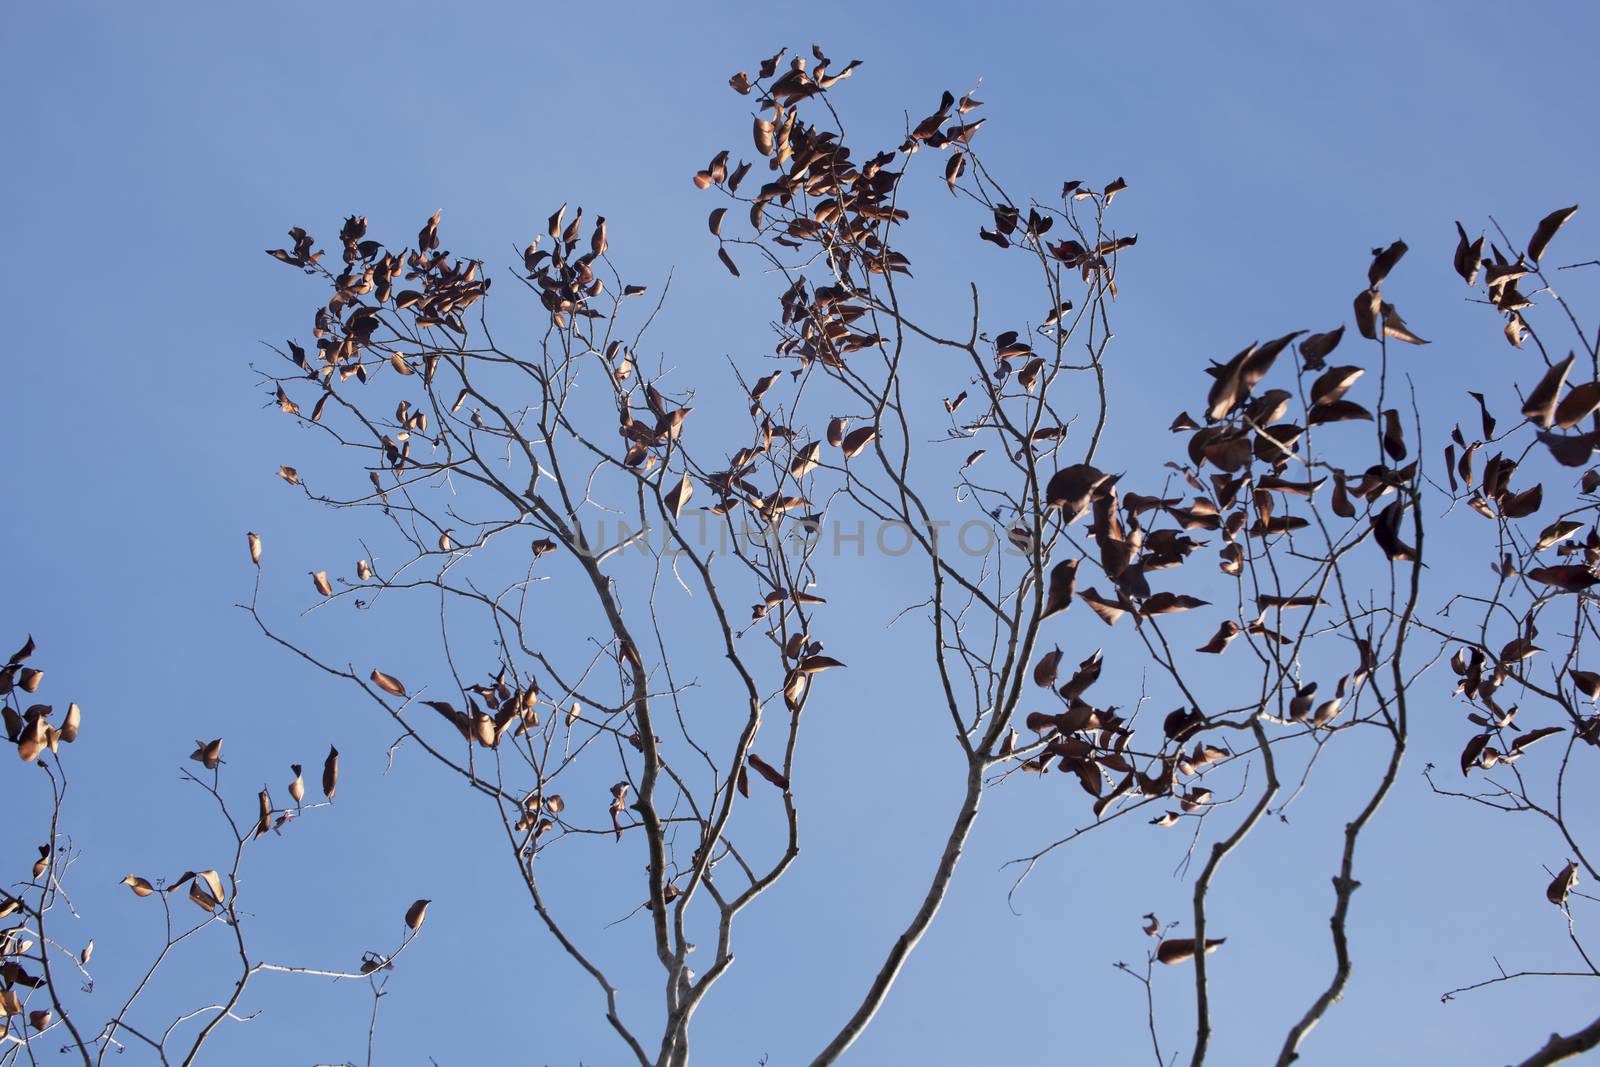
[841,426,877,458]
[322,745,340,800]
[746,753,789,791]
[190,738,223,770]
[371,669,407,697]
[1157,937,1225,965]
[1547,861,1580,907]
[121,875,156,897]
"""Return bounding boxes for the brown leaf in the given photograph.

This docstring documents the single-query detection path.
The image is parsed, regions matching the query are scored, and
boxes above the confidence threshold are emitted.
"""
[1142,593,1208,616]
[1017,357,1046,393]
[1368,239,1408,287]
[1381,303,1429,345]
[1460,732,1491,775]
[1046,464,1112,523]
[1547,861,1580,907]
[312,571,332,597]
[1453,221,1483,286]
[1382,410,1407,461]
[1033,647,1063,688]
[746,753,789,791]
[1527,565,1599,593]
[1372,500,1416,562]
[405,898,431,931]
[1311,366,1364,407]
[1257,594,1325,611]
[1511,726,1563,753]
[121,874,156,897]
[1353,288,1381,340]
[8,635,35,665]
[186,869,226,909]
[254,789,272,838]
[1079,588,1127,626]
[322,746,339,800]
[422,700,470,742]
[1528,205,1579,264]
[1156,937,1225,965]
[371,669,407,697]
[1554,382,1600,430]
[790,441,823,479]
[1196,621,1241,654]
[1535,520,1584,552]
[945,153,965,194]
[1042,559,1079,619]
[1524,354,1576,429]
[247,532,262,566]
[1299,326,1344,371]
[190,738,223,770]
[841,426,877,458]
[665,473,694,520]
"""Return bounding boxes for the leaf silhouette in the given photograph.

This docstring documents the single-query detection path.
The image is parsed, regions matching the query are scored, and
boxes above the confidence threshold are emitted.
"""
[1528,205,1578,264]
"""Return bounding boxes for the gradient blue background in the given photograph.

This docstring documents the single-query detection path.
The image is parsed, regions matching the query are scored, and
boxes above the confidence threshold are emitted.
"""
[5,3,1600,1064]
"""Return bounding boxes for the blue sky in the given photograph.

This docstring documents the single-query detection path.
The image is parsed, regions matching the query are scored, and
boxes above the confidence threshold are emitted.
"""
[5,2,1600,1064]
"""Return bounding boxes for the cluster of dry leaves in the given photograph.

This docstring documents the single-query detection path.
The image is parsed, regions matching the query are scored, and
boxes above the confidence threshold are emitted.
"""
[6,41,1599,1067]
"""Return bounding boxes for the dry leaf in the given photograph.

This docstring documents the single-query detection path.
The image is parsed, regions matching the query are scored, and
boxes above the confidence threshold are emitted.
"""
[190,738,223,770]
[1157,937,1225,964]
[1528,205,1579,264]
[121,875,156,897]
[665,473,694,520]
[371,669,407,697]
[1547,861,1579,907]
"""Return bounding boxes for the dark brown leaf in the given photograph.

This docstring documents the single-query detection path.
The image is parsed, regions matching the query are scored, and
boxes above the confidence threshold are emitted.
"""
[1042,559,1079,619]
[1547,861,1580,907]
[1528,205,1579,264]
